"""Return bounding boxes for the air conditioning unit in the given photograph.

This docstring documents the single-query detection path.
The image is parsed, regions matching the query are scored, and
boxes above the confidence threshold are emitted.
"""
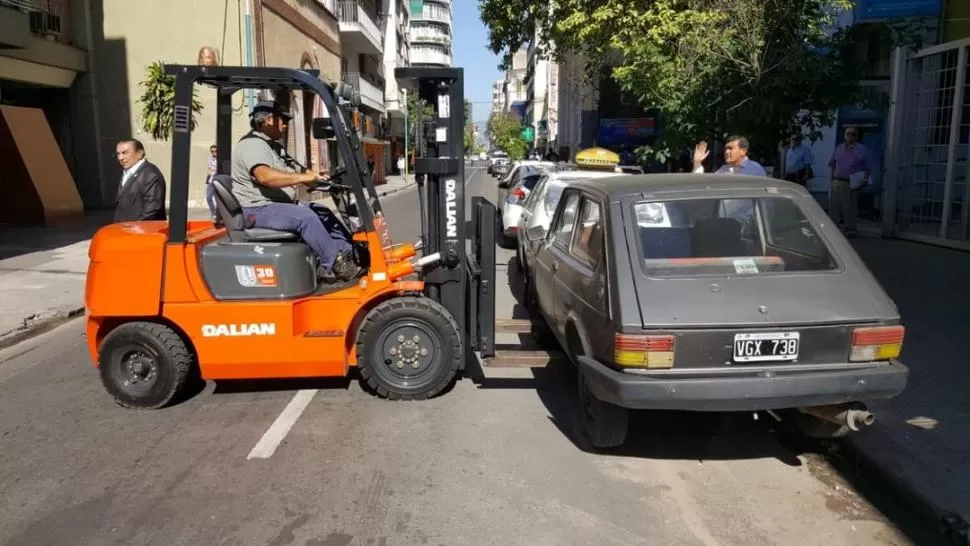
[28,10,61,36]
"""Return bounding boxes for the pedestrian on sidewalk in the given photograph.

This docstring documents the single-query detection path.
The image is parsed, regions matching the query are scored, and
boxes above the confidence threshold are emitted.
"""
[204,144,219,218]
[784,133,814,186]
[691,135,767,176]
[114,138,167,222]
[828,127,871,238]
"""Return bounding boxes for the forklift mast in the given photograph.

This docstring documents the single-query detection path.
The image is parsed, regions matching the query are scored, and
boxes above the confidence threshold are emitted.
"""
[395,67,496,359]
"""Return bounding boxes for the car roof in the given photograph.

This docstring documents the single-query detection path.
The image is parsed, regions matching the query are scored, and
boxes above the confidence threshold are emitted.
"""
[564,173,806,200]
[547,169,627,181]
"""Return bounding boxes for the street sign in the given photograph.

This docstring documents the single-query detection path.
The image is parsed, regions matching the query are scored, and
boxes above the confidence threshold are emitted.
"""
[409,0,423,14]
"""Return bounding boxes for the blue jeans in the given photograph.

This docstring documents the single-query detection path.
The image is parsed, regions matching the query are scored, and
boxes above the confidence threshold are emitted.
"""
[242,202,352,270]
[205,178,217,216]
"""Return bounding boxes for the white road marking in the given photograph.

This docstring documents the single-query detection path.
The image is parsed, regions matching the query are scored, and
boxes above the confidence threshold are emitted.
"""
[246,389,318,460]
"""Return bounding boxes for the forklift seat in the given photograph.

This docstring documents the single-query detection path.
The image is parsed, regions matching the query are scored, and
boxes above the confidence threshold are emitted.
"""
[210,175,299,243]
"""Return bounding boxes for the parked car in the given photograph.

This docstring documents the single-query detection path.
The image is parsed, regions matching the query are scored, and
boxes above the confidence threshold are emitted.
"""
[522,173,909,449]
[516,168,629,277]
[497,163,554,247]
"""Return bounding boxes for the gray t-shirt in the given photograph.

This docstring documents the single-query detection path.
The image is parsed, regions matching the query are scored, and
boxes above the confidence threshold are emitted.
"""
[231,131,297,208]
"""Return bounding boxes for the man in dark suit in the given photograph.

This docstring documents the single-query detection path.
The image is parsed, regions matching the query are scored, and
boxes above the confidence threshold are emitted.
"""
[114,138,167,222]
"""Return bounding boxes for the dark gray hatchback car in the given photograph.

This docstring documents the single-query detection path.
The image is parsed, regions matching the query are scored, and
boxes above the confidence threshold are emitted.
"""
[522,173,909,449]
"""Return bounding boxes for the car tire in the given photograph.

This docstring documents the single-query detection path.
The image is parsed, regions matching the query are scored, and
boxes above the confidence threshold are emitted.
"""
[356,296,462,400]
[577,368,629,449]
[98,321,195,410]
[524,279,556,348]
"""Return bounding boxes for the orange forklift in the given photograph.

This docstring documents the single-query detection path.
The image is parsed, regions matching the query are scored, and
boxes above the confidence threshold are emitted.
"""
[84,64,537,409]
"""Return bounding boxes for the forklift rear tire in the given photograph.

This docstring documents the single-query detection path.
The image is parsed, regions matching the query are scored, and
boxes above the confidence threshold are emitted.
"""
[98,321,194,410]
[356,297,462,400]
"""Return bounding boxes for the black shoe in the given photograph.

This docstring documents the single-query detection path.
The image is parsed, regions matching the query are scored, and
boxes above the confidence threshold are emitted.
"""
[331,253,362,281]
[317,265,337,283]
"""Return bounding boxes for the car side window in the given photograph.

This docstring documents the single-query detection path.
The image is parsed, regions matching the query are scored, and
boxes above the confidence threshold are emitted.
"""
[551,192,581,249]
[570,197,604,268]
[522,175,547,209]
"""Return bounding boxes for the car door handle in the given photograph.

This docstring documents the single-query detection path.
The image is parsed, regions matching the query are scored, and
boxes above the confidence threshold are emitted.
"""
[551,260,559,272]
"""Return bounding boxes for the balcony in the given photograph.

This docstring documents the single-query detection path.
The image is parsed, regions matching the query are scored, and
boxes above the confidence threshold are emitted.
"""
[342,72,385,113]
[0,0,73,47]
[410,1,451,26]
[408,26,450,47]
[338,1,383,56]
[410,45,451,67]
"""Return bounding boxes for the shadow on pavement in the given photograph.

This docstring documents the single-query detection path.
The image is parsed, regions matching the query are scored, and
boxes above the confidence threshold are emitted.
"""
[0,209,114,261]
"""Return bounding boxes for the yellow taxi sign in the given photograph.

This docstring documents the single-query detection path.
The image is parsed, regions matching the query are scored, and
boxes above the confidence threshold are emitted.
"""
[574,146,620,170]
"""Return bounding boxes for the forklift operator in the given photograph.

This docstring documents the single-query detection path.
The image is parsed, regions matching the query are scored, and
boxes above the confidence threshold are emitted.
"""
[231,100,361,283]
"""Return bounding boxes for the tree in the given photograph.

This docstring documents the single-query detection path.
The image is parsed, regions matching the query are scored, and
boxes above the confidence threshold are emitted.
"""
[479,0,924,163]
[464,99,476,154]
[137,61,203,141]
[405,92,434,154]
[487,110,528,160]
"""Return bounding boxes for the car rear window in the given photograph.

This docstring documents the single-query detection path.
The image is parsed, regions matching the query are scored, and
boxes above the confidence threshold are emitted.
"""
[633,197,839,277]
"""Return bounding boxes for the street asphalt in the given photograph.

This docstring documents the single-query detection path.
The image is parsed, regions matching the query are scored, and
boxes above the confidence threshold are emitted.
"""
[0,165,946,546]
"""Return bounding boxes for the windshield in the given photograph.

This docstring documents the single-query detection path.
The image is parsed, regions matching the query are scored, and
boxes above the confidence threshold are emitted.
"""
[633,196,838,277]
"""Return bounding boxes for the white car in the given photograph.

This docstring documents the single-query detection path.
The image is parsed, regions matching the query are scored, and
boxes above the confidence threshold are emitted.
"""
[497,162,554,247]
[515,168,630,274]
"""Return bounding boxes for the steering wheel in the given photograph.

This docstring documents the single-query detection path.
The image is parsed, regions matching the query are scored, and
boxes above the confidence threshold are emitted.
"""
[308,166,350,193]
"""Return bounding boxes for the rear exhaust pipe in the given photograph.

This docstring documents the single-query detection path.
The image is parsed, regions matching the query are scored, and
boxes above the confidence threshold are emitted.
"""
[798,403,875,431]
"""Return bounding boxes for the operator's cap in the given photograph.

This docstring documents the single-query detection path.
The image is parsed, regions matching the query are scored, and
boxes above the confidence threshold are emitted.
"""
[249,100,292,121]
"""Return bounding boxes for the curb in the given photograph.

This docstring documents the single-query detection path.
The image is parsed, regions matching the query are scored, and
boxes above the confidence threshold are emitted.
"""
[0,307,85,352]
[840,435,969,545]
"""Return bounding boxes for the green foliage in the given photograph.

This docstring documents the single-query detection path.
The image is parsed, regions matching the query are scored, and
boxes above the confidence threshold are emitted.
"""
[464,99,476,153]
[405,92,434,154]
[479,0,925,163]
[487,110,528,160]
[136,61,203,141]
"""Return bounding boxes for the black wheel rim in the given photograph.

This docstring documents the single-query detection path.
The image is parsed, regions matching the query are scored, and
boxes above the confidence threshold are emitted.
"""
[111,345,160,395]
[371,318,443,386]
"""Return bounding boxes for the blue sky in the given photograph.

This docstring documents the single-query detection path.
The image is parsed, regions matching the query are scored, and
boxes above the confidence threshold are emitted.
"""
[450,2,503,123]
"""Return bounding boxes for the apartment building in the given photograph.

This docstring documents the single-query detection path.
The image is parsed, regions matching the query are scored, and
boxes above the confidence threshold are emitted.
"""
[0,0,342,222]
[337,0,390,181]
[502,47,528,121]
[491,79,505,113]
[382,0,409,168]
[409,0,452,67]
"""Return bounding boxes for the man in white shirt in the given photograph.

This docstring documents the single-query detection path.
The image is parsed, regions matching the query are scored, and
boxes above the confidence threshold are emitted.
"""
[114,138,167,222]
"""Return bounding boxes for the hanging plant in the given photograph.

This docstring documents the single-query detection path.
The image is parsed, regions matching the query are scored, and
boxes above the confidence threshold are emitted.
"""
[136,60,204,141]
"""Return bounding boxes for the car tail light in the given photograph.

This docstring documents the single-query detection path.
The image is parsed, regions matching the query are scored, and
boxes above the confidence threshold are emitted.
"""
[850,325,904,362]
[614,334,675,369]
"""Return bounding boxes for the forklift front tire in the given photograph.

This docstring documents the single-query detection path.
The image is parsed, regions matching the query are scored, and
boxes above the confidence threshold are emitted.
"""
[356,297,462,400]
[98,321,194,410]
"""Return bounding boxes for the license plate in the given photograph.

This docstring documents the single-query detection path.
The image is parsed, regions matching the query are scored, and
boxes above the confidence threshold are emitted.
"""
[733,332,800,362]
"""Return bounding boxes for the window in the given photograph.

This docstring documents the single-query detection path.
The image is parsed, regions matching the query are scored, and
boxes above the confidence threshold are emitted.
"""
[633,196,838,277]
[522,175,547,210]
[551,192,581,248]
[543,183,566,218]
[570,198,604,267]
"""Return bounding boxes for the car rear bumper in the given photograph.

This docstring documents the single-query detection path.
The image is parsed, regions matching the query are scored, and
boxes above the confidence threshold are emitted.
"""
[576,356,909,412]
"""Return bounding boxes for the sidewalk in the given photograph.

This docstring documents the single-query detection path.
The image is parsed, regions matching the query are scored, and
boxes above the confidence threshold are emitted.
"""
[844,237,970,540]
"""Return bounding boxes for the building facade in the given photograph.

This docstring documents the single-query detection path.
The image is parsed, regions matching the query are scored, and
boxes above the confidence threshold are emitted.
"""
[408,0,451,67]
[0,0,345,220]
[382,0,409,169]
[337,0,390,181]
